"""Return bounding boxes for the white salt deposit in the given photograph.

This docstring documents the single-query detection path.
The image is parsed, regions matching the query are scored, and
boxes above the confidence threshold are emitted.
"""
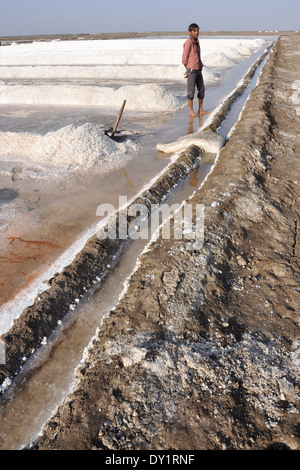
[0,37,266,108]
[156,130,226,154]
[0,37,265,68]
[0,36,267,171]
[0,123,139,169]
[0,83,185,111]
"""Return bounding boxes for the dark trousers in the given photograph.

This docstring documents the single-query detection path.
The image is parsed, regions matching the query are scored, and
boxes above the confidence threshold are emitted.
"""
[187,68,205,100]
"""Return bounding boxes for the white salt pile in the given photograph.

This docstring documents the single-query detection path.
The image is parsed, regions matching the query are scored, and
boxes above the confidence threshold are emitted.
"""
[0,83,184,111]
[156,130,226,155]
[0,123,139,169]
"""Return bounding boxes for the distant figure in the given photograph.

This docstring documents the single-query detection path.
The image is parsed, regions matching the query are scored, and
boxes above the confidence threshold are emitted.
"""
[182,23,210,117]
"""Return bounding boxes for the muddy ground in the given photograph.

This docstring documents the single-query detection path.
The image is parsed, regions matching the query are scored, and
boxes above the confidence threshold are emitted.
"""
[1,33,300,450]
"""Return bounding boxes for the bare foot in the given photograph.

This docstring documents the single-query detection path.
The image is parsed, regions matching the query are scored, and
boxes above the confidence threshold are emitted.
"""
[199,109,210,115]
[189,111,199,117]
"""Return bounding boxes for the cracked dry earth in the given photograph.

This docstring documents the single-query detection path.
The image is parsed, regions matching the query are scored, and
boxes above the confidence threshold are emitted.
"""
[31,34,300,450]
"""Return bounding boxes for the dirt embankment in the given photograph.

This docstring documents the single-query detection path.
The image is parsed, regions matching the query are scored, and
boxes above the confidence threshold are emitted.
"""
[29,34,300,451]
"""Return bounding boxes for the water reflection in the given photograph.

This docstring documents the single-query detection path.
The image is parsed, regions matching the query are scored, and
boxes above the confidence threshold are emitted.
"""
[187,115,203,135]
[0,188,18,207]
[187,115,202,187]
[189,166,200,187]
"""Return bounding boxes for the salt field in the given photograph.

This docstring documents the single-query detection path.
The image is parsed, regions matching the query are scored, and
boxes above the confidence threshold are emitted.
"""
[0,36,267,175]
[0,35,272,335]
[2,29,299,452]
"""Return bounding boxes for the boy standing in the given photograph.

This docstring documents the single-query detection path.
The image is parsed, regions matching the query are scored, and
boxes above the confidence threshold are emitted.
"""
[182,23,209,117]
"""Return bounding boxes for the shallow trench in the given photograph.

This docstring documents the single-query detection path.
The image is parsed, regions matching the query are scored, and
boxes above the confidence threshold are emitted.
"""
[0,42,275,450]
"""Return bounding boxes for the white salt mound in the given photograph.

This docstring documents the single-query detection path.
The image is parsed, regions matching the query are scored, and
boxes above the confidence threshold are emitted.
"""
[156,130,226,155]
[0,82,185,111]
[0,123,140,169]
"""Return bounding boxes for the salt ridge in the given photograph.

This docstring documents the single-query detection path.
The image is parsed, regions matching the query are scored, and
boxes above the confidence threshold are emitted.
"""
[0,83,185,111]
[0,37,266,108]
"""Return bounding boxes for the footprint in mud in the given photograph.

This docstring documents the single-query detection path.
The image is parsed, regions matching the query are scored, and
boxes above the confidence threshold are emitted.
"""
[11,166,23,182]
[0,188,19,207]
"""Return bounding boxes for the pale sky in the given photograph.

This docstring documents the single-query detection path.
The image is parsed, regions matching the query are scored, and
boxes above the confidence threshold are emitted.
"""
[1,0,299,37]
